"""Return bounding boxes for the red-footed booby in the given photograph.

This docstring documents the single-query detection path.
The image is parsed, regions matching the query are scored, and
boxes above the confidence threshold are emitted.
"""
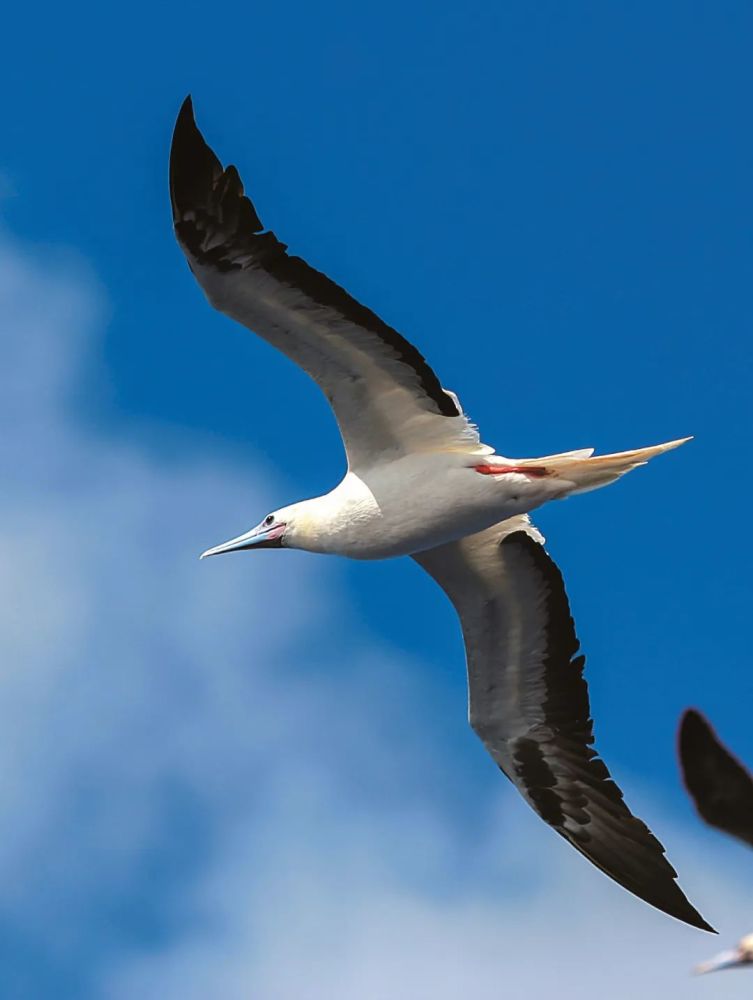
[169,96,712,932]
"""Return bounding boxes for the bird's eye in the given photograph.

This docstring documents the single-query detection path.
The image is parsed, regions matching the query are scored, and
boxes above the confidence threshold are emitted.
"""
[264,514,275,526]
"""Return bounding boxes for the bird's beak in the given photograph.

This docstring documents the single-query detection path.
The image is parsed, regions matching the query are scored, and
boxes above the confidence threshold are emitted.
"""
[694,949,745,975]
[200,522,286,558]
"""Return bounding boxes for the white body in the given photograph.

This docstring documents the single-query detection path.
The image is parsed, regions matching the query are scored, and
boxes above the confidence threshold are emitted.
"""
[290,457,566,559]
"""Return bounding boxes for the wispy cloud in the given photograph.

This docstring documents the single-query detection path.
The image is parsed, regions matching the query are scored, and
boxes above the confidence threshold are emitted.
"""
[1,228,751,998]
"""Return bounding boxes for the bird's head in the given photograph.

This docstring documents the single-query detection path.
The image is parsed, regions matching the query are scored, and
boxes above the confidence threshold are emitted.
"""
[695,933,753,975]
[199,501,318,559]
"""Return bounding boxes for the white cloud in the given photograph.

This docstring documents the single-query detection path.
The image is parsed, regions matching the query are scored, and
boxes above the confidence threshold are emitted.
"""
[0,228,751,998]
[107,790,753,1000]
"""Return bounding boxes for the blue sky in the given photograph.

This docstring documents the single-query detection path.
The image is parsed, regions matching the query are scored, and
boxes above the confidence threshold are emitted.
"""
[2,1,753,997]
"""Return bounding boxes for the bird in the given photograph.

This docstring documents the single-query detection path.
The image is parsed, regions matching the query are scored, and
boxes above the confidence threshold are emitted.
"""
[169,95,712,932]
[678,709,753,971]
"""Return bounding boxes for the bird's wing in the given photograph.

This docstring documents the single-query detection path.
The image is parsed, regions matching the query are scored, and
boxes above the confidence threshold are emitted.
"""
[169,98,488,470]
[414,519,713,931]
[679,708,753,849]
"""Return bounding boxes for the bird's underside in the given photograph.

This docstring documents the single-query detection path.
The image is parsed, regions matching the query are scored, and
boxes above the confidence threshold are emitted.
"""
[169,96,711,931]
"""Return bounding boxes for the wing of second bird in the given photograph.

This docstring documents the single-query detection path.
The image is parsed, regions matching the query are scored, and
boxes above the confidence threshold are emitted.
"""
[679,708,753,850]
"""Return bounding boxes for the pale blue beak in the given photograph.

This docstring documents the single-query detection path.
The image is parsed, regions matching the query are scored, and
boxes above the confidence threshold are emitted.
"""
[200,521,286,558]
[694,949,746,975]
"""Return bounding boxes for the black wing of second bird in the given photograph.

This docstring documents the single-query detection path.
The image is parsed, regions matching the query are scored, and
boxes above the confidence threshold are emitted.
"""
[679,708,753,850]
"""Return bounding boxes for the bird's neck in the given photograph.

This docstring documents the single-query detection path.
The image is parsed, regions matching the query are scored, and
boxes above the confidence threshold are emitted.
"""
[284,475,379,555]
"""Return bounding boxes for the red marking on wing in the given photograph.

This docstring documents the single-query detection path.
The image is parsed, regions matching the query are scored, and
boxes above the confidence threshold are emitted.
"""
[473,464,550,478]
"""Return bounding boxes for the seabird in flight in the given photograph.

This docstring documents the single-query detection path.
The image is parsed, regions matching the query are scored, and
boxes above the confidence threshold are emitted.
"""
[678,709,753,970]
[169,96,712,931]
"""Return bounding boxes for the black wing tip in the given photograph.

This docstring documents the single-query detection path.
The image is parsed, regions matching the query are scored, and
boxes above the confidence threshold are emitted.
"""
[664,887,716,933]
[678,707,710,758]
[169,97,266,259]
[680,707,708,736]
[656,881,716,933]
[169,94,231,220]
[693,913,718,934]
[677,905,717,934]
[678,707,725,784]
[171,94,200,169]
[563,822,717,933]
[170,94,215,220]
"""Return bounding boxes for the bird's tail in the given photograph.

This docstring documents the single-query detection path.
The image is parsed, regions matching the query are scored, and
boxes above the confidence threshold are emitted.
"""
[511,437,691,496]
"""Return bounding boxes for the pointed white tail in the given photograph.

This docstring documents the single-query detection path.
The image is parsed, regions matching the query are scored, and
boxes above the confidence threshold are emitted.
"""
[516,437,691,496]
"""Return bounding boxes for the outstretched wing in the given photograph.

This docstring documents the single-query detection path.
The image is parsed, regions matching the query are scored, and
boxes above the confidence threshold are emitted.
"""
[415,518,713,931]
[679,708,753,849]
[169,97,488,470]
